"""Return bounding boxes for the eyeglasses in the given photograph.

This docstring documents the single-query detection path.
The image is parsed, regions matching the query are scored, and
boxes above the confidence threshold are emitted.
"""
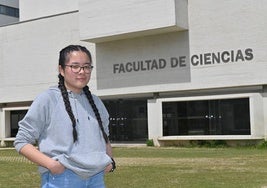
[65,64,94,74]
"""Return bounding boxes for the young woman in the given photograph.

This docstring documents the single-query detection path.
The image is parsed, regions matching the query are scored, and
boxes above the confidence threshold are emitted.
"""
[14,45,115,188]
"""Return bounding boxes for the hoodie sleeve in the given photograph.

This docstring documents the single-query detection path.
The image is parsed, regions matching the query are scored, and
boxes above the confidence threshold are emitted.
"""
[14,91,52,152]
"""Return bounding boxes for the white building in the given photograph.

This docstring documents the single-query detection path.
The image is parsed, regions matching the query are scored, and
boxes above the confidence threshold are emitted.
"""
[0,0,267,146]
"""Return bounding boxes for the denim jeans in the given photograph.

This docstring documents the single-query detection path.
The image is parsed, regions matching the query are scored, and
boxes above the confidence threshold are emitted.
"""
[41,169,105,188]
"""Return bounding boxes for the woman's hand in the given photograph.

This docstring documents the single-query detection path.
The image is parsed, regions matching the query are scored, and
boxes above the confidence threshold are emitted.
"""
[47,160,66,174]
[19,144,66,175]
[104,163,113,174]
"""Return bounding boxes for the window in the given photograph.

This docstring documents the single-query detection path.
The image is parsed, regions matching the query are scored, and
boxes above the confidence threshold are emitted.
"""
[10,110,27,137]
[104,99,148,142]
[162,98,250,136]
[0,4,19,18]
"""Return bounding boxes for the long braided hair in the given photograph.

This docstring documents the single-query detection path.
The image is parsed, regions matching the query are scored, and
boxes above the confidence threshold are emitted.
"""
[58,45,109,143]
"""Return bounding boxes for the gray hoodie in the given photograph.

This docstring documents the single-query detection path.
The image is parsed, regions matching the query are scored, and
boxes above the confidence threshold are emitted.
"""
[14,86,111,179]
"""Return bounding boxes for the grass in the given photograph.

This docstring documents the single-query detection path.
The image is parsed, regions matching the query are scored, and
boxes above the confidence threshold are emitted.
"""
[1,147,267,187]
[0,149,39,188]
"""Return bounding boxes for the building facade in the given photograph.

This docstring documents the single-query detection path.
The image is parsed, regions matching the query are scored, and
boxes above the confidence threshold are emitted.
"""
[0,0,267,146]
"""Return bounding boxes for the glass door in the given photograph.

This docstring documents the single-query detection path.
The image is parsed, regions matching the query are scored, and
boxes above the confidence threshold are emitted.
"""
[104,99,148,142]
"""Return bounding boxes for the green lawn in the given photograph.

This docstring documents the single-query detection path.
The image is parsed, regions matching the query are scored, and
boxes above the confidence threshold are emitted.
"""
[1,147,267,188]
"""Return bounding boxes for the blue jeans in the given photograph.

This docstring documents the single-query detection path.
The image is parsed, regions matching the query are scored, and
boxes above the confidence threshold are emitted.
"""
[41,169,105,188]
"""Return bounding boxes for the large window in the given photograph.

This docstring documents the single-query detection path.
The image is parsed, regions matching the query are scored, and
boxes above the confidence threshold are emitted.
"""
[104,99,148,142]
[162,98,250,136]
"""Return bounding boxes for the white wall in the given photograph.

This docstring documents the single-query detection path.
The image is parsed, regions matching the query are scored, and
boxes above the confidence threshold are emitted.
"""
[19,0,78,21]
[0,0,19,25]
[0,109,3,139]
[93,0,267,97]
[0,15,18,25]
[147,99,162,146]
[263,87,267,139]
[95,31,190,90]
[250,94,264,137]
[79,0,188,42]
[0,0,18,8]
[0,12,96,103]
[188,0,267,88]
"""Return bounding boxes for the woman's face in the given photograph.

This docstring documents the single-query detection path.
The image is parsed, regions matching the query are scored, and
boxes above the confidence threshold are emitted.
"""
[59,51,92,93]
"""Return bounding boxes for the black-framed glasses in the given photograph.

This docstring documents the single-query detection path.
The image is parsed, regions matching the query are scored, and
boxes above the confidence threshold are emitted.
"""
[65,64,94,73]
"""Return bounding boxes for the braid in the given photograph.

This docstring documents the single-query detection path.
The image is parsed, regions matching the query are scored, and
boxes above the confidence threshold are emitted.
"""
[83,86,109,143]
[58,74,78,142]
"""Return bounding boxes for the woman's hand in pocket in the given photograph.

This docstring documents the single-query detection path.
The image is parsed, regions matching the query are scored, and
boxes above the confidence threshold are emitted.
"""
[47,159,65,174]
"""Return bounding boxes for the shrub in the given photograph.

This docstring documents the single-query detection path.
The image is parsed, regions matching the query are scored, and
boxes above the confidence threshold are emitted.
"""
[189,140,227,148]
[256,140,267,149]
[146,139,154,146]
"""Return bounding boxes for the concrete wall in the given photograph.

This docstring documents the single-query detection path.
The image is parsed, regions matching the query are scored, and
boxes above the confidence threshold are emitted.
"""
[188,0,267,88]
[0,0,18,8]
[0,12,96,103]
[79,0,188,42]
[90,0,267,97]
[0,14,18,25]
[19,0,78,21]
[0,0,19,25]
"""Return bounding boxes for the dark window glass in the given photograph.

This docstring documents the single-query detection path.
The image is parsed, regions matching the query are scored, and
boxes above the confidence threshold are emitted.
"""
[10,110,27,137]
[104,99,148,142]
[0,4,19,18]
[163,98,250,136]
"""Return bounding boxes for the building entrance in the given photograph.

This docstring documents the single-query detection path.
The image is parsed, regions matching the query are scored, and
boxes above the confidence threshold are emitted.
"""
[104,99,148,142]
[162,98,250,136]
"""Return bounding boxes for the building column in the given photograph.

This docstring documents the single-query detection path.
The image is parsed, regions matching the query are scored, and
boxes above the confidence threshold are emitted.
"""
[0,108,6,147]
[147,99,163,146]
[263,86,267,140]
